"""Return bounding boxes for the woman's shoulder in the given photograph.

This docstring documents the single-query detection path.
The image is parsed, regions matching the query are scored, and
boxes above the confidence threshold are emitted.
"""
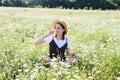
[65,37,71,48]
[65,37,71,45]
[65,37,70,41]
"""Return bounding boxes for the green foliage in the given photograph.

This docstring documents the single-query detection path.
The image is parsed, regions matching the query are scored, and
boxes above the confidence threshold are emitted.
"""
[1,0,26,7]
[0,0,2,6]
[0,0,120,10]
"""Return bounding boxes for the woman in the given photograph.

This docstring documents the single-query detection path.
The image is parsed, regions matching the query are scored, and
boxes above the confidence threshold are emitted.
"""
[35,20,73,63]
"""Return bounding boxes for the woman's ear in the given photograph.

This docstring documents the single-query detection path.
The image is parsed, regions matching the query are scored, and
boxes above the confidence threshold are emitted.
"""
[62,29,65,32]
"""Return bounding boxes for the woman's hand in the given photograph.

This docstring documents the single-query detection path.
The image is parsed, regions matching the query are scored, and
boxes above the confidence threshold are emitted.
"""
[49,29,55,35]
[68,53,77,59]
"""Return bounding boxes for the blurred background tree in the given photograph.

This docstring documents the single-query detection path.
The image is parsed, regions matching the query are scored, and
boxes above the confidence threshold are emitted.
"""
[0,0,120,10]
[1,0,25,7]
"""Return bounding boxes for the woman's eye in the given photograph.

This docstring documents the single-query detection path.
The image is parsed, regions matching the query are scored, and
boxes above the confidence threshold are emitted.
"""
[54,27,61,29]
[58,27,61,29]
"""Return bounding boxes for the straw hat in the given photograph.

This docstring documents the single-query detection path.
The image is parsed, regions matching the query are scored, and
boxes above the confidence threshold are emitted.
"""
[53,20,67,34]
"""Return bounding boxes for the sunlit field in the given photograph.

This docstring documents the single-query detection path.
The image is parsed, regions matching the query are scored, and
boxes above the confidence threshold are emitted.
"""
[0,7,120,80]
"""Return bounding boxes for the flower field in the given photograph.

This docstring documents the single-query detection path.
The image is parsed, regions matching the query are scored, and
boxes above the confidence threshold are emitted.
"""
[0,7,120,80]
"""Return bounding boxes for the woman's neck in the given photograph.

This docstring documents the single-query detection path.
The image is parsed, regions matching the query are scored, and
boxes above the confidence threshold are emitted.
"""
[56,34,62,40]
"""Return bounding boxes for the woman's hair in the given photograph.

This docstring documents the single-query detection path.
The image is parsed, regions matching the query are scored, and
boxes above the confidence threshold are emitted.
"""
[55,22,66,40]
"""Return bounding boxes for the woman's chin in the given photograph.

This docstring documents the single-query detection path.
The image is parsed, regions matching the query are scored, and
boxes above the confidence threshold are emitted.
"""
[55,32,59,35]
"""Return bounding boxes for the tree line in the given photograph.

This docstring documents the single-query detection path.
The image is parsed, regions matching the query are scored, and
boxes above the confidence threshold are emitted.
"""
[0,0,120,10]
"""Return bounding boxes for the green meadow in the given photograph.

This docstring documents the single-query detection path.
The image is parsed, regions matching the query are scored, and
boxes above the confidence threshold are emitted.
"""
[0,7,120,80]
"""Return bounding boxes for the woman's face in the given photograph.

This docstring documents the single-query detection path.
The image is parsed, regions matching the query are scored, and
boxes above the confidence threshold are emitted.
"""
[54,23,65,35]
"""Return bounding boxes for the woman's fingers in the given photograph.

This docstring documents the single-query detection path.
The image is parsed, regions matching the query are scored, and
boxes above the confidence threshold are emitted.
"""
[49,29,55,34]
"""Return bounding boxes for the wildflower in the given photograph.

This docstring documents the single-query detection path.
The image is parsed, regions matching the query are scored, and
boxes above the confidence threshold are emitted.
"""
[117,77,120,80]
[57,71,62,75]
[51,78,56,80]
[51,57,58,62]
[88,76,94,79]
[24,69,29,72]
[18,69,22,72]
[73,75,80,79]
[23,63,28,68]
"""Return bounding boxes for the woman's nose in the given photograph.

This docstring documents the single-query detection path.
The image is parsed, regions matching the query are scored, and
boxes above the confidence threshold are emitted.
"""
[55,28,59,31]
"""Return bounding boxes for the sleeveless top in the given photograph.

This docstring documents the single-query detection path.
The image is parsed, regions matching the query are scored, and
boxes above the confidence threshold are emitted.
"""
[49,37,68,61]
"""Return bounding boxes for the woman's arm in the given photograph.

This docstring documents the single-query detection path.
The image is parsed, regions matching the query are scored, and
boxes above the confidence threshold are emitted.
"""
[66,38,71,56]
[34,29,55,46]
[66,48,77,59]
[66,48,71,56]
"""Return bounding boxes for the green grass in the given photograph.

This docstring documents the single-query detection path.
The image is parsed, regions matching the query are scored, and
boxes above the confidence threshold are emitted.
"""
[0,7,120,80]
